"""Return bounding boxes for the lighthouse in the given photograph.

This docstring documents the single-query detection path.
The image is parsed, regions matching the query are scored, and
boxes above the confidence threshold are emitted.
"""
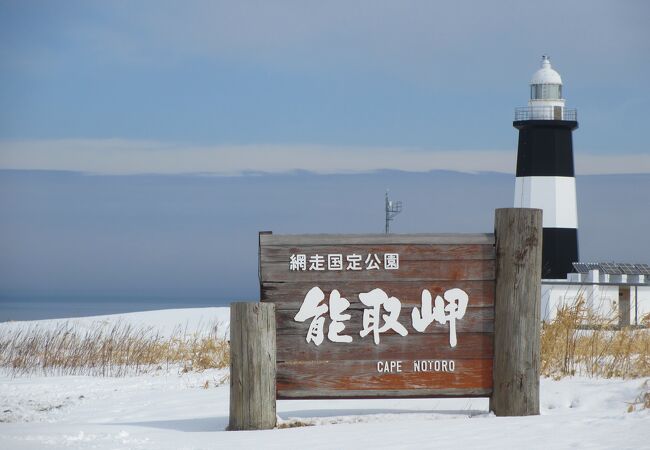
[514,56,579,279]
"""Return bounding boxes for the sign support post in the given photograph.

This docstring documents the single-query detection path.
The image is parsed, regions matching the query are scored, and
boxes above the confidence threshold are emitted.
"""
[490,208,543,416]
[228,302,277,430]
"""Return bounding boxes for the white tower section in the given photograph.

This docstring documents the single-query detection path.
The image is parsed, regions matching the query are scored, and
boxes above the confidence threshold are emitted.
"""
[528,55,565,119]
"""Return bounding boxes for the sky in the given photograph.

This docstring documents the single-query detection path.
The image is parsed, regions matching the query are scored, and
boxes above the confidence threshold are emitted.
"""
[1,0,649,172]
[0,1,649,316]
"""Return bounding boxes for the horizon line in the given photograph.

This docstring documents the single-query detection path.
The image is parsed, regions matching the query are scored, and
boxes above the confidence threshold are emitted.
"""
[1,139,649,176]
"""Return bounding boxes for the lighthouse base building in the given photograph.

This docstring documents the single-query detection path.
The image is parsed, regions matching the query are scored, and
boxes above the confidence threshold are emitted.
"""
[542,263,650,326]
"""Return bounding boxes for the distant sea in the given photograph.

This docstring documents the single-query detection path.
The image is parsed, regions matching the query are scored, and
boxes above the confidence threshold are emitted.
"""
[0,298,234,322]
[2,170,648,323]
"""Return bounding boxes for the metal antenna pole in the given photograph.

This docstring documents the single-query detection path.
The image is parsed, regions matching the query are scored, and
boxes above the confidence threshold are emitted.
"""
[385,191,389,234]
[384,190,403,234]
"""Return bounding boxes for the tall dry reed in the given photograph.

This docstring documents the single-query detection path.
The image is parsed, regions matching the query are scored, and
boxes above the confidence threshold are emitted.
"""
[0,320,229,377]
[541,298,650,379]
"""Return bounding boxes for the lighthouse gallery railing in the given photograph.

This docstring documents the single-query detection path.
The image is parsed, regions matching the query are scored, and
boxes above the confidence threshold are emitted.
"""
[514,107,577,121]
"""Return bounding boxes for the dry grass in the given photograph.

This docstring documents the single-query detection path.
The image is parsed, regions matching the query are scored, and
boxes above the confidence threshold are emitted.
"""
[0,320,230,377]
[541,298,650,379]
[277,420,315,429]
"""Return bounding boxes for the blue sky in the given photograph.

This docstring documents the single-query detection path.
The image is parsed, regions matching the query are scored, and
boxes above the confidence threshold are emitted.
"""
[1,1,649,317]
[1,0,649,170]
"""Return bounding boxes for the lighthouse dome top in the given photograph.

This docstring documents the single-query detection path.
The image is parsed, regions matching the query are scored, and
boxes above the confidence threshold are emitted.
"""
[530,55,562,85]
[515,56,576,121]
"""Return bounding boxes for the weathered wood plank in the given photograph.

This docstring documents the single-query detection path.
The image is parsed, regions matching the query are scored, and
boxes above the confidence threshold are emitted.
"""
[278,388,492,399]
[261,244,495,262]
[277,332,494,362]
[260,259,496,282]
[261,233,495,246]
[277,359,493,397]
[262,280,495,309]
[490,208,542,417]
[276,307,494,335]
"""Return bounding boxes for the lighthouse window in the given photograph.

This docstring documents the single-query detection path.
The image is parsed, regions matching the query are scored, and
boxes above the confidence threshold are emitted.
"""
[531,84,562,100]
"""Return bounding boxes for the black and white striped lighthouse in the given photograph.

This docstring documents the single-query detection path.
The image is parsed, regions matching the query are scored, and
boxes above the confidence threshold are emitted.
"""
[514,56,579,279]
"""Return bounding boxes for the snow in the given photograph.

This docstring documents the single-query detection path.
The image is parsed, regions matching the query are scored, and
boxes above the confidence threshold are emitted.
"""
[0,307,231,338]
[1,308,649,449]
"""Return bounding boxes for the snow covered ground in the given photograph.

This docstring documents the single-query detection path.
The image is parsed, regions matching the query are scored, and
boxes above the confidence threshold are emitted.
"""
[1,308,649,449]
[0,307,231,339]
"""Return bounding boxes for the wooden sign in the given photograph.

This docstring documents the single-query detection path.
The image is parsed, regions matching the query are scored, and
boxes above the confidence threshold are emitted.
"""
[259,233,496,399]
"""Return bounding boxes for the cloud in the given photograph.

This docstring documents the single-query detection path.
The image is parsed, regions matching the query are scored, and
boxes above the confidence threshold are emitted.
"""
[1,139,649,176]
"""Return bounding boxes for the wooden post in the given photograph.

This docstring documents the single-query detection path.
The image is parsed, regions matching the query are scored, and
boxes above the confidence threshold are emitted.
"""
[490,208,543,416]
[228,302,276,430]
